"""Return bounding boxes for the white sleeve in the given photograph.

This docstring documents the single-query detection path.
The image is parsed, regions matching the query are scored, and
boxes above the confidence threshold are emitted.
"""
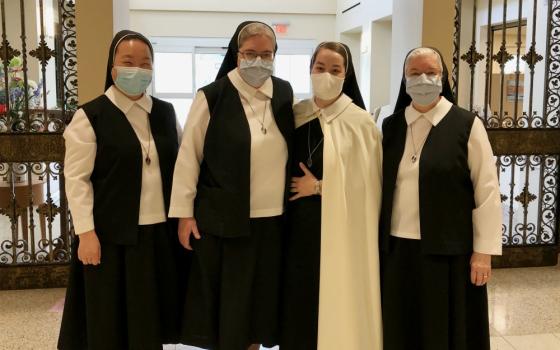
[468,117,503,255]
[63,109,97,235]
[168,90,210,218]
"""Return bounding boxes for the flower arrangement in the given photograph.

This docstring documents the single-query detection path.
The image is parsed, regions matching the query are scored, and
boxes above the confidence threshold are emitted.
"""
[0,56,43,117]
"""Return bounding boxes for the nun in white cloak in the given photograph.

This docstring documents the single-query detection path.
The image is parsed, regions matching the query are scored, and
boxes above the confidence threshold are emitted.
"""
[281,41,383,350]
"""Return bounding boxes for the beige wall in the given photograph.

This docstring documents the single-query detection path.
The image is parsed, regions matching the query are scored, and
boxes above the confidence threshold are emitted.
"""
[130,0,336,14]
[371,20,392,110]
[76,0,114,104]
[421,0,455,71]
[4,1,40,83]
[131,11,335,43]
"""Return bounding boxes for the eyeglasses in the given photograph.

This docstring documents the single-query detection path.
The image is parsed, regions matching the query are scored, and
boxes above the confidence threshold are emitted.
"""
[238,50,274,61]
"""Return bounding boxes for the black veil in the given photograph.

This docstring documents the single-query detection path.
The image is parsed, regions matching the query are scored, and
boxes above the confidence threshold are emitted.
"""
[393,47,455,113]
[215,21,278,81]
[105,30,154,91]
[311,42,366,110]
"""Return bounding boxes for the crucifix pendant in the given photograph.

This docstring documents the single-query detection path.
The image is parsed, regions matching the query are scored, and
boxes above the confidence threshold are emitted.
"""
[261,126,267,134]
[411,155,417,163]
[145,156,151,165]
[307,158,313,168]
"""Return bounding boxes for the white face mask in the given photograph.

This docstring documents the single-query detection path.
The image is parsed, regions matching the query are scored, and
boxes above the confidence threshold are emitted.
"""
[311,72,345,100]
[405,73,443,106]
[239,57,274,87]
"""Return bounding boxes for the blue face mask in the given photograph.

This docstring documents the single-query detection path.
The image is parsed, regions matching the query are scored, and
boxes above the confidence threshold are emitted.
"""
[114,66,152,96]
[239,57,274,88]
[405,73,442,106]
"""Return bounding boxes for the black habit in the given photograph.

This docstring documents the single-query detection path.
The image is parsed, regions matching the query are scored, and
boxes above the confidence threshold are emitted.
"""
[380,47,491,350]
[179,21,295,350]
[58,30,185,350]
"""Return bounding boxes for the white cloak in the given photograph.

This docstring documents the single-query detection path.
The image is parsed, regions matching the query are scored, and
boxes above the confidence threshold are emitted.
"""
[293,94,383,350]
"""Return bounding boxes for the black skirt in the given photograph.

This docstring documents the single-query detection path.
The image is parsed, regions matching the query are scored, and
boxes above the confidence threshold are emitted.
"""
[280,196,321,350]
[381,236,490,350]
[280,117,324,350]
[280,118,323,350]
[180,216,284,350]
[58,223,187,350]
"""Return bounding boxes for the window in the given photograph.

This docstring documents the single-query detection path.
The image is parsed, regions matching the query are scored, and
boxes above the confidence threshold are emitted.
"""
[274,41,315,100]
[154,52,193,94]
[275,54,312,99]
[152,52,193,128]
[487,21,527,117]
[195,48,227,91]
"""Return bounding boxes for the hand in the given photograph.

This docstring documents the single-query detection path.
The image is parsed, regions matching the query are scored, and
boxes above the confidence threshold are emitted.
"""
[178,217,201,251]
[470,252,492,286]
[77,230,101,265]
[289,162,319,201]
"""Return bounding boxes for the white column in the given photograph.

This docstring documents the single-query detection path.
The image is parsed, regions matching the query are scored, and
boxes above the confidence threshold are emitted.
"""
[389,0,423,106]
[113,0,130,34]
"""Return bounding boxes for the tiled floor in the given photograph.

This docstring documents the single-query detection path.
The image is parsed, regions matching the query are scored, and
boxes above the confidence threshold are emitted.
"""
[486,262,560,350]
[1,262,559,349]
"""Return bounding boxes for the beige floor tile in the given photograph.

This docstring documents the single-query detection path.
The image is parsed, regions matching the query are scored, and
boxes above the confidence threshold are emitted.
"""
[2,263,560,349]
[504,333,560,350]
[490,325,502,336]
[490,336,515,350]
[488,263,560,336]
[0,288,65,350]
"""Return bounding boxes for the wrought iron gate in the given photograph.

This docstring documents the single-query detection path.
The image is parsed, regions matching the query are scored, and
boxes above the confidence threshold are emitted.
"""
[0,0,77,289]
[453,0,560,267]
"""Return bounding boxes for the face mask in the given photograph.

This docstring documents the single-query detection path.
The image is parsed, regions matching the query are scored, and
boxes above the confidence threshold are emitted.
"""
[405,73,442,106]
[311,72,345,100]
[239,57,274,87]
[114,66,152,96]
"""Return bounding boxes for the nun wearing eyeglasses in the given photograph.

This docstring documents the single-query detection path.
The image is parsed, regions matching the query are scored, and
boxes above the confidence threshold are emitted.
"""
[169,21,294,350]
[380,47,502,350]
[281,42,383,350]
[58,30,184,350]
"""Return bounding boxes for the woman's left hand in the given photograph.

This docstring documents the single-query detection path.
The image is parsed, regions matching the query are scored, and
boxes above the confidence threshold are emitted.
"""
[470,252,492,286]
[290,162,318,201]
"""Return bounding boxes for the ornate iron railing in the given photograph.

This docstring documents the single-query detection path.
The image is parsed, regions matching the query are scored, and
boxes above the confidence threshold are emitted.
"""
[0,0,77,288]
[453,0,560,267]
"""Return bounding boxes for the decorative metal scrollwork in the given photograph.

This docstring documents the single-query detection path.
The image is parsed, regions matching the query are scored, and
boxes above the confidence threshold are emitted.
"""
[514,185,537,209]
[522,44,544,72]
[0,1,76,269]
[496,152,559,247]
[61,0,78,114]
[461,44,485,69]
[29,40,56,66]
[451,0,462,98]
[492,45,514,68]
[0,40,20,65]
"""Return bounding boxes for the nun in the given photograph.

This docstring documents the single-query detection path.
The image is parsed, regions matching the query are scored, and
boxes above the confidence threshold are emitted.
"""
[282,42,383,350]
[58,30,183,350]
[380,47,502,350]
[169,21,294,350]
